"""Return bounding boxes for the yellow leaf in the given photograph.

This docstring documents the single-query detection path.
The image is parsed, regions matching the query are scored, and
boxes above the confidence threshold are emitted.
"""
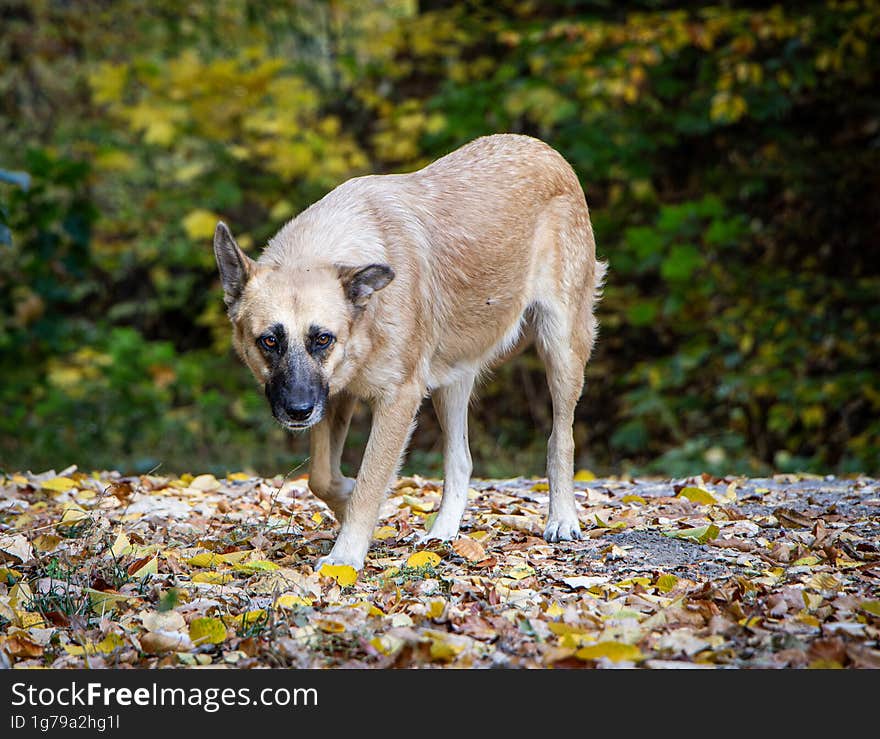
[0,567,22,583]
[59,503,89,526]
[860,600,880,618]
[374,526,397,540]
[9,582,34,608]
[226,472,251,481]
[17,611,46,629]
[192,571,233,584]
[655,574,679,593]
[531,482,549,492]
[216,550,253,564]
[663,524,720,543]
[574,469,596,482]
[796,612,821,628]
[505,563,535,580]
[130,556,158,579]
[575,641,645,663]
[41,476,77,493]
[427,599,445,619]
[189,617,228,645]
[232,560,280,574]
[427,633,463,662]
[87,589,130,613]
[64,632,125,656]
[241,609,267,624]
[189,473,221,491]
[792,556,821,567]
[32,534,62,553]
[807,573,840,591]
[312,512,324,525]
[110,532,132,559]
[621,494,646,504]
[315,618,346,633]
[186,553,224,568]
[370,634,403,657]
[349,601,385,617]
[545,602,565,618]
[678,487,717,505]
[275,594,312,609]
[400,494,435,513]
[406,551,441,569]
[319,563,358,587]
[182,210,221,240]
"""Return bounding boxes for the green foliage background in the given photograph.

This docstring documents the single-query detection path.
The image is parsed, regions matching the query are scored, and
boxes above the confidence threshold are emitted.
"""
[1,0,878,478]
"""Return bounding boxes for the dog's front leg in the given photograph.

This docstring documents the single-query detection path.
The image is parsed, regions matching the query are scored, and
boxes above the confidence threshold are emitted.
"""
[307,392,357,522]
[316,384,422,571]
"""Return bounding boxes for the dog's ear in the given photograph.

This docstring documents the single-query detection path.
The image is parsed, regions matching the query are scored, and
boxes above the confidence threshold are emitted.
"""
[214,222,255,308]
[336,264,395,308]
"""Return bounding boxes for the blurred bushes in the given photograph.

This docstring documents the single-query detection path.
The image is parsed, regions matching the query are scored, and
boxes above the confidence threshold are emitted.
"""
[0,0,878,476]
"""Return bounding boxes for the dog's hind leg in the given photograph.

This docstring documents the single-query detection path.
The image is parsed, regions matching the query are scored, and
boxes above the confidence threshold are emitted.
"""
[307,391,357,523]
[535,305,587,542]
[420,370,476,542]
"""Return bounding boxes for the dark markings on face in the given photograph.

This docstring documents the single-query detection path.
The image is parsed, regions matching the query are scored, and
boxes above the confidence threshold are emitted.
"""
[306,323,336,359]
[257,322,287,364]
[259,323,330,428]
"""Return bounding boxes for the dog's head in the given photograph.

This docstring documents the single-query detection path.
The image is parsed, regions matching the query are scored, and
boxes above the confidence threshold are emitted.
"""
[213,222,394,430]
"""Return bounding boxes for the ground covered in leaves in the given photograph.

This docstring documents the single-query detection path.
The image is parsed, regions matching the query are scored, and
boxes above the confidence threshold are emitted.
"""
[1,468,878,669]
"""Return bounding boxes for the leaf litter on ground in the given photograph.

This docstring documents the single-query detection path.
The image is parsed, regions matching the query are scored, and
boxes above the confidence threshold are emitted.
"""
[0,468,878,668]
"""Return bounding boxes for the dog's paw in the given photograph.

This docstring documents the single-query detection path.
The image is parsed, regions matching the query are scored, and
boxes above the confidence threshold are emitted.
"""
[315,553,364,572]
[416,514,461,544]
[544,518,582,543]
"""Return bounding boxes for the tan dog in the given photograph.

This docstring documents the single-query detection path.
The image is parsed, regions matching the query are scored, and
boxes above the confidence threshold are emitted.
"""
[213,134,606,570]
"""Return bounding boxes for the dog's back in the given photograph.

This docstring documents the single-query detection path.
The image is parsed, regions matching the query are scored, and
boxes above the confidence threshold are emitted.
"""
[261,134,601,387]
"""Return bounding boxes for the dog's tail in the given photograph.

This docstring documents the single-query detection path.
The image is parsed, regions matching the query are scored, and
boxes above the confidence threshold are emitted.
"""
[592,257,608,306]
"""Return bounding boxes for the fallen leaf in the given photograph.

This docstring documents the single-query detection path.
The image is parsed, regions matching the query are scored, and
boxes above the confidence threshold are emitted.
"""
[562,575,609,590]
[40,477,78,493]
[192,571,233,584]
[678,486,717,505]
[141,630,194,654]
[58,502,89,527]
[189,474,221,491]
[575,641,645,663]
[0,534,33,563]
[189,617,228,645]
[64,632,125,656]
[1,632,43,658]
[128,555,158,578]
[663,524,720,544]
[406,551,441,569]
[319,563,358,586]
[452,537,486,562]
[574,469,596,482]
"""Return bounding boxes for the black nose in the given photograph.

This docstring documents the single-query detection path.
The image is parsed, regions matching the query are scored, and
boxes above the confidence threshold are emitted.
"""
[286,403,314,422]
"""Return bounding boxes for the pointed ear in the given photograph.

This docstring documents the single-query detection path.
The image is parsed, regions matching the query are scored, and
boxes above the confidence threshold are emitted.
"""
[336,264,395,308]
[213,222,255,308]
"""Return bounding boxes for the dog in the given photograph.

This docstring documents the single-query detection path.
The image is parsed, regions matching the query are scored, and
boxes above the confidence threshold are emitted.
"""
[213,133,606,570]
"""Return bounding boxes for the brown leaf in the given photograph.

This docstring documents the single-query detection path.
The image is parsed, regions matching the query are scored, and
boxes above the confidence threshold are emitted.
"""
[807,637,847,666]
[1,632,43,658]
[774,507,814,528]
[452,537,486,562]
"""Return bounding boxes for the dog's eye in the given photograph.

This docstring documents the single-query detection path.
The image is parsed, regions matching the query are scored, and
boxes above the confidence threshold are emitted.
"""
[314,332,334,350]
[259,334,278,351]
